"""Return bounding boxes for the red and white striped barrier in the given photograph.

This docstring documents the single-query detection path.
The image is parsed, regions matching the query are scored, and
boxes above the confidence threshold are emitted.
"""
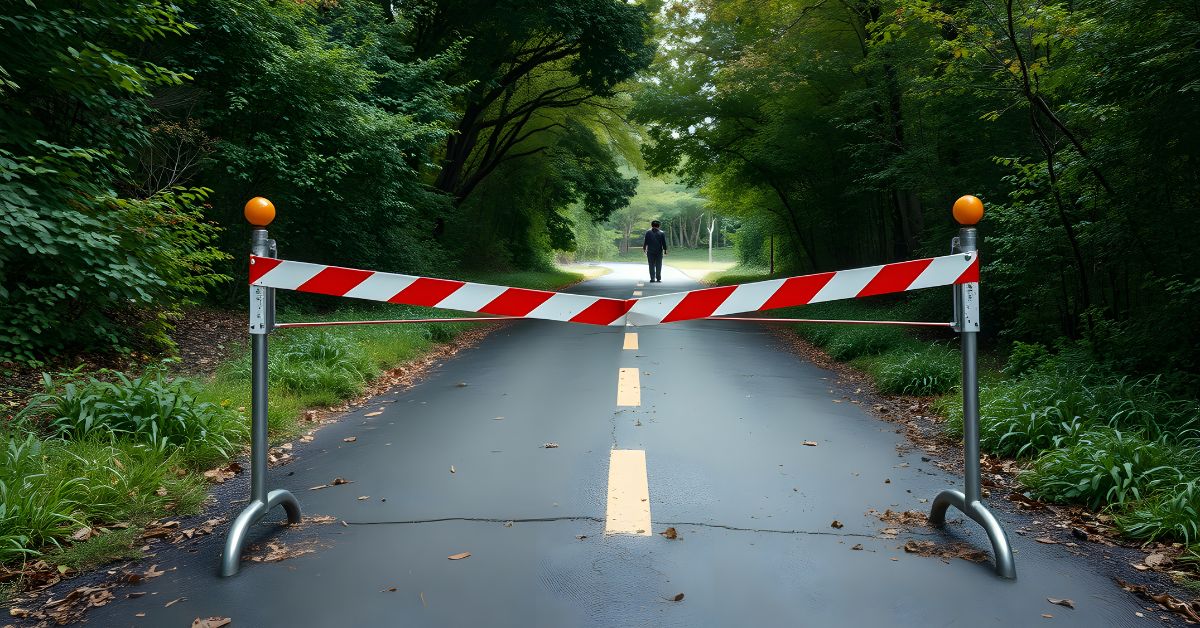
[249,252,977,327]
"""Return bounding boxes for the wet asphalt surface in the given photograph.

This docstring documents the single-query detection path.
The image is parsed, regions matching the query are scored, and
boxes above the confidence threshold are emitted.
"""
[81,263,1154,627]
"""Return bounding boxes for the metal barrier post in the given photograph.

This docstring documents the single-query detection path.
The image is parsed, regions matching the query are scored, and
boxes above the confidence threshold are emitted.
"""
[929,195,1016,579]
[220,197,302,577]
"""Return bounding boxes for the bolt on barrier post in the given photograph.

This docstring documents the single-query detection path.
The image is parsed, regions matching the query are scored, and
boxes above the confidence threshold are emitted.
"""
[220,197,302,577]
[929,196,1016,579]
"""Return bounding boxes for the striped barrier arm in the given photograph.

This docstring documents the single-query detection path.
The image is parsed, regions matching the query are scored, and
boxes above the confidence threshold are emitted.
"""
[249,251,978,327]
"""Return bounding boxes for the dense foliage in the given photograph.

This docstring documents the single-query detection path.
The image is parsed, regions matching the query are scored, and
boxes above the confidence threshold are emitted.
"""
[633,0,1200,382]
[0,0,653,361]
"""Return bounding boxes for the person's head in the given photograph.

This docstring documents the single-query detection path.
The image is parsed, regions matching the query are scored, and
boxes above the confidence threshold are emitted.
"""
[651,220,660,229]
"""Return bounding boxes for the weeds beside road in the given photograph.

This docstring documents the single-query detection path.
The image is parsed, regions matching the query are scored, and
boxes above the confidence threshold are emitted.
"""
[0,268,583,599]
[711,268,1200,571]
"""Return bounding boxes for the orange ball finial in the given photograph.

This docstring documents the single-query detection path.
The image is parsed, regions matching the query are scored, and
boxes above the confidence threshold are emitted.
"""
[953,195,984,226]
[244,197,275,227]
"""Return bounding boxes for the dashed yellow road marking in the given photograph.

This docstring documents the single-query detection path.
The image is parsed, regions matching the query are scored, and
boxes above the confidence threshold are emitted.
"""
[617,368,640,406]
[623,332,638,350]
[632,290,643,296]
[605,449,651,535]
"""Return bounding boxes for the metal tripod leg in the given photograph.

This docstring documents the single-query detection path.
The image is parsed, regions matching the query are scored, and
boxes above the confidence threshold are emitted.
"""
[930,490,1016,579]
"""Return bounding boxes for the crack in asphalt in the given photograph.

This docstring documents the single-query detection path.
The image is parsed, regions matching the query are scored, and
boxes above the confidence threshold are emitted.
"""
[339,517,940,540]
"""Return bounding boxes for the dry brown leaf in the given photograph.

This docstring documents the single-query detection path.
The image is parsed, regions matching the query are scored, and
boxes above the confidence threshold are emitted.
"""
[1047,598,1075,609]
[831,520,844,529]
[851,544,863,550]
[448,552,471,560]
[365,411,383,417]
[669,593,685,602]
[450,465,456,474]
[71,526,94,542]
[343,437,357,443]
[1035,537,1058,545]
[1116,579,1200,623]
[542,443,559,449]
[357,496,370,501]
[802,441,818,447]
[1041,613,1053,618]
[165,597,186,608]
[192,617,232,628]
[1144,552,1172,570]
[155,486,168,497]
[660,527,678,540]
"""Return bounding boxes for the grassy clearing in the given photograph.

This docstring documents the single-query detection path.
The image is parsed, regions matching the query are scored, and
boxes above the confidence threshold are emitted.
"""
[715,265,1200,551]
[2,268,583,577]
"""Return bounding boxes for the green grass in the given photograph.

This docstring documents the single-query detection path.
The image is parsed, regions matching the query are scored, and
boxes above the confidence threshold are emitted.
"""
[46,527,142,572]
[2,268,583,572]
[1021,429,1188,510]
[1117,480,1200,544]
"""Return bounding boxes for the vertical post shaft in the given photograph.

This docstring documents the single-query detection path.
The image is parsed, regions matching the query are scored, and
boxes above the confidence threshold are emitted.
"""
[249,228,270,504]
[958,226,980,503]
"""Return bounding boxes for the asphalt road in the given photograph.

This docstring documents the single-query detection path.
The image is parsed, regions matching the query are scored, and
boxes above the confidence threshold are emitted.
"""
[84,263,1151,627]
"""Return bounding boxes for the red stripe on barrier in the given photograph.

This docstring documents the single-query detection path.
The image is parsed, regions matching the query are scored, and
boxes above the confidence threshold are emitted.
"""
[296,266,373,296]
[759,272,836,310]
[569,298,635,326]
[955,256,979,284]
[248,256,283,284]
[661,285,738,323]
[389,277,466,307]
[857,258,933,298]
[480,288,555,316]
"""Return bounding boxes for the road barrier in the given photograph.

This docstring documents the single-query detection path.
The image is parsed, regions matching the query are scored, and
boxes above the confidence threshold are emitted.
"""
[222,194,1015,579]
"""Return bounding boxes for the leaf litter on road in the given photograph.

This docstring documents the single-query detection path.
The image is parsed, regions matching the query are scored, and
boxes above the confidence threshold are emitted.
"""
[1047,598,1075,609]
[448,552,471,560]
[660,527,679,540]
[309,477,353,491]
[192,618,232,628]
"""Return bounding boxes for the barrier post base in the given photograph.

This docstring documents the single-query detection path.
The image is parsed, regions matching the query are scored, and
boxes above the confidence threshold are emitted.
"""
[219,489,302,577]
[929,489,1016,579]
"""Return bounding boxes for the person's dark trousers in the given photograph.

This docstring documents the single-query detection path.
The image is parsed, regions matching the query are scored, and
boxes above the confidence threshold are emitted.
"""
[647,252,663,282]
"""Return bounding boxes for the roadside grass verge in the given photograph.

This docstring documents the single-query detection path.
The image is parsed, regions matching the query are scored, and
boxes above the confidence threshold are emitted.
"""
[715,264,1200,551]
[2,268,583,578]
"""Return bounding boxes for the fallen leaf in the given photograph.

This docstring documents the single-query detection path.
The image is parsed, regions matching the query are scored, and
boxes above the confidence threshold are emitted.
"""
[669,593,685,602]
[71,527,94,542]
[802,441,818,447]
[332,477,350,485]
[851,544,863,550]
[1035,537,1058,545]
[343,437,357,443]
[448,552,471,560]
[660,527,678,540]
[1042,614,1053,618]
[830,520,844,529]
[542,443,559,449]
[1144,552,1172,570]
[165,596,186,607]
[1047,598,1075,609]
[155,486,168,497]
[192,617,232,628]
[382,587,397,593]
[1116,579,1200,623]
[365,411,383,417]
[357,496,370,501]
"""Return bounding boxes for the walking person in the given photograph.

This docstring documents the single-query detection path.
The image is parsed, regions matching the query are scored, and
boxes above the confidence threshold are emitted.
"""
[643,220,668,282]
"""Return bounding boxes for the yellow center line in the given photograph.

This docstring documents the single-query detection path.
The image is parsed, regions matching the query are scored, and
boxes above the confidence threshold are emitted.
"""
[605,449,651,535]
[632,290,643,296]
[617,367,640,406]
[623,332,638,350]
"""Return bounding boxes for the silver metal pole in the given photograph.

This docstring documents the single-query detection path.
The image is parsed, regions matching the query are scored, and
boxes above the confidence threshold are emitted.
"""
[930,199,1015,579]
[221,208,301,577]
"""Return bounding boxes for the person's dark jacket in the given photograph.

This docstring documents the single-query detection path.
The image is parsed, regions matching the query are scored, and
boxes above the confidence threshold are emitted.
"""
[643,228,667,255]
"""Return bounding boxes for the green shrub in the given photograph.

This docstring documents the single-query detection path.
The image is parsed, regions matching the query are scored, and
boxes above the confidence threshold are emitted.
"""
[1117,480,1200,544]
[1004,341,1050,376]
[18,367,245,464]
[823,326,916,360]
[872,345,960,395]
[257,331,376,399]
[0,434,205,563]
[1021,429,1184,509]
